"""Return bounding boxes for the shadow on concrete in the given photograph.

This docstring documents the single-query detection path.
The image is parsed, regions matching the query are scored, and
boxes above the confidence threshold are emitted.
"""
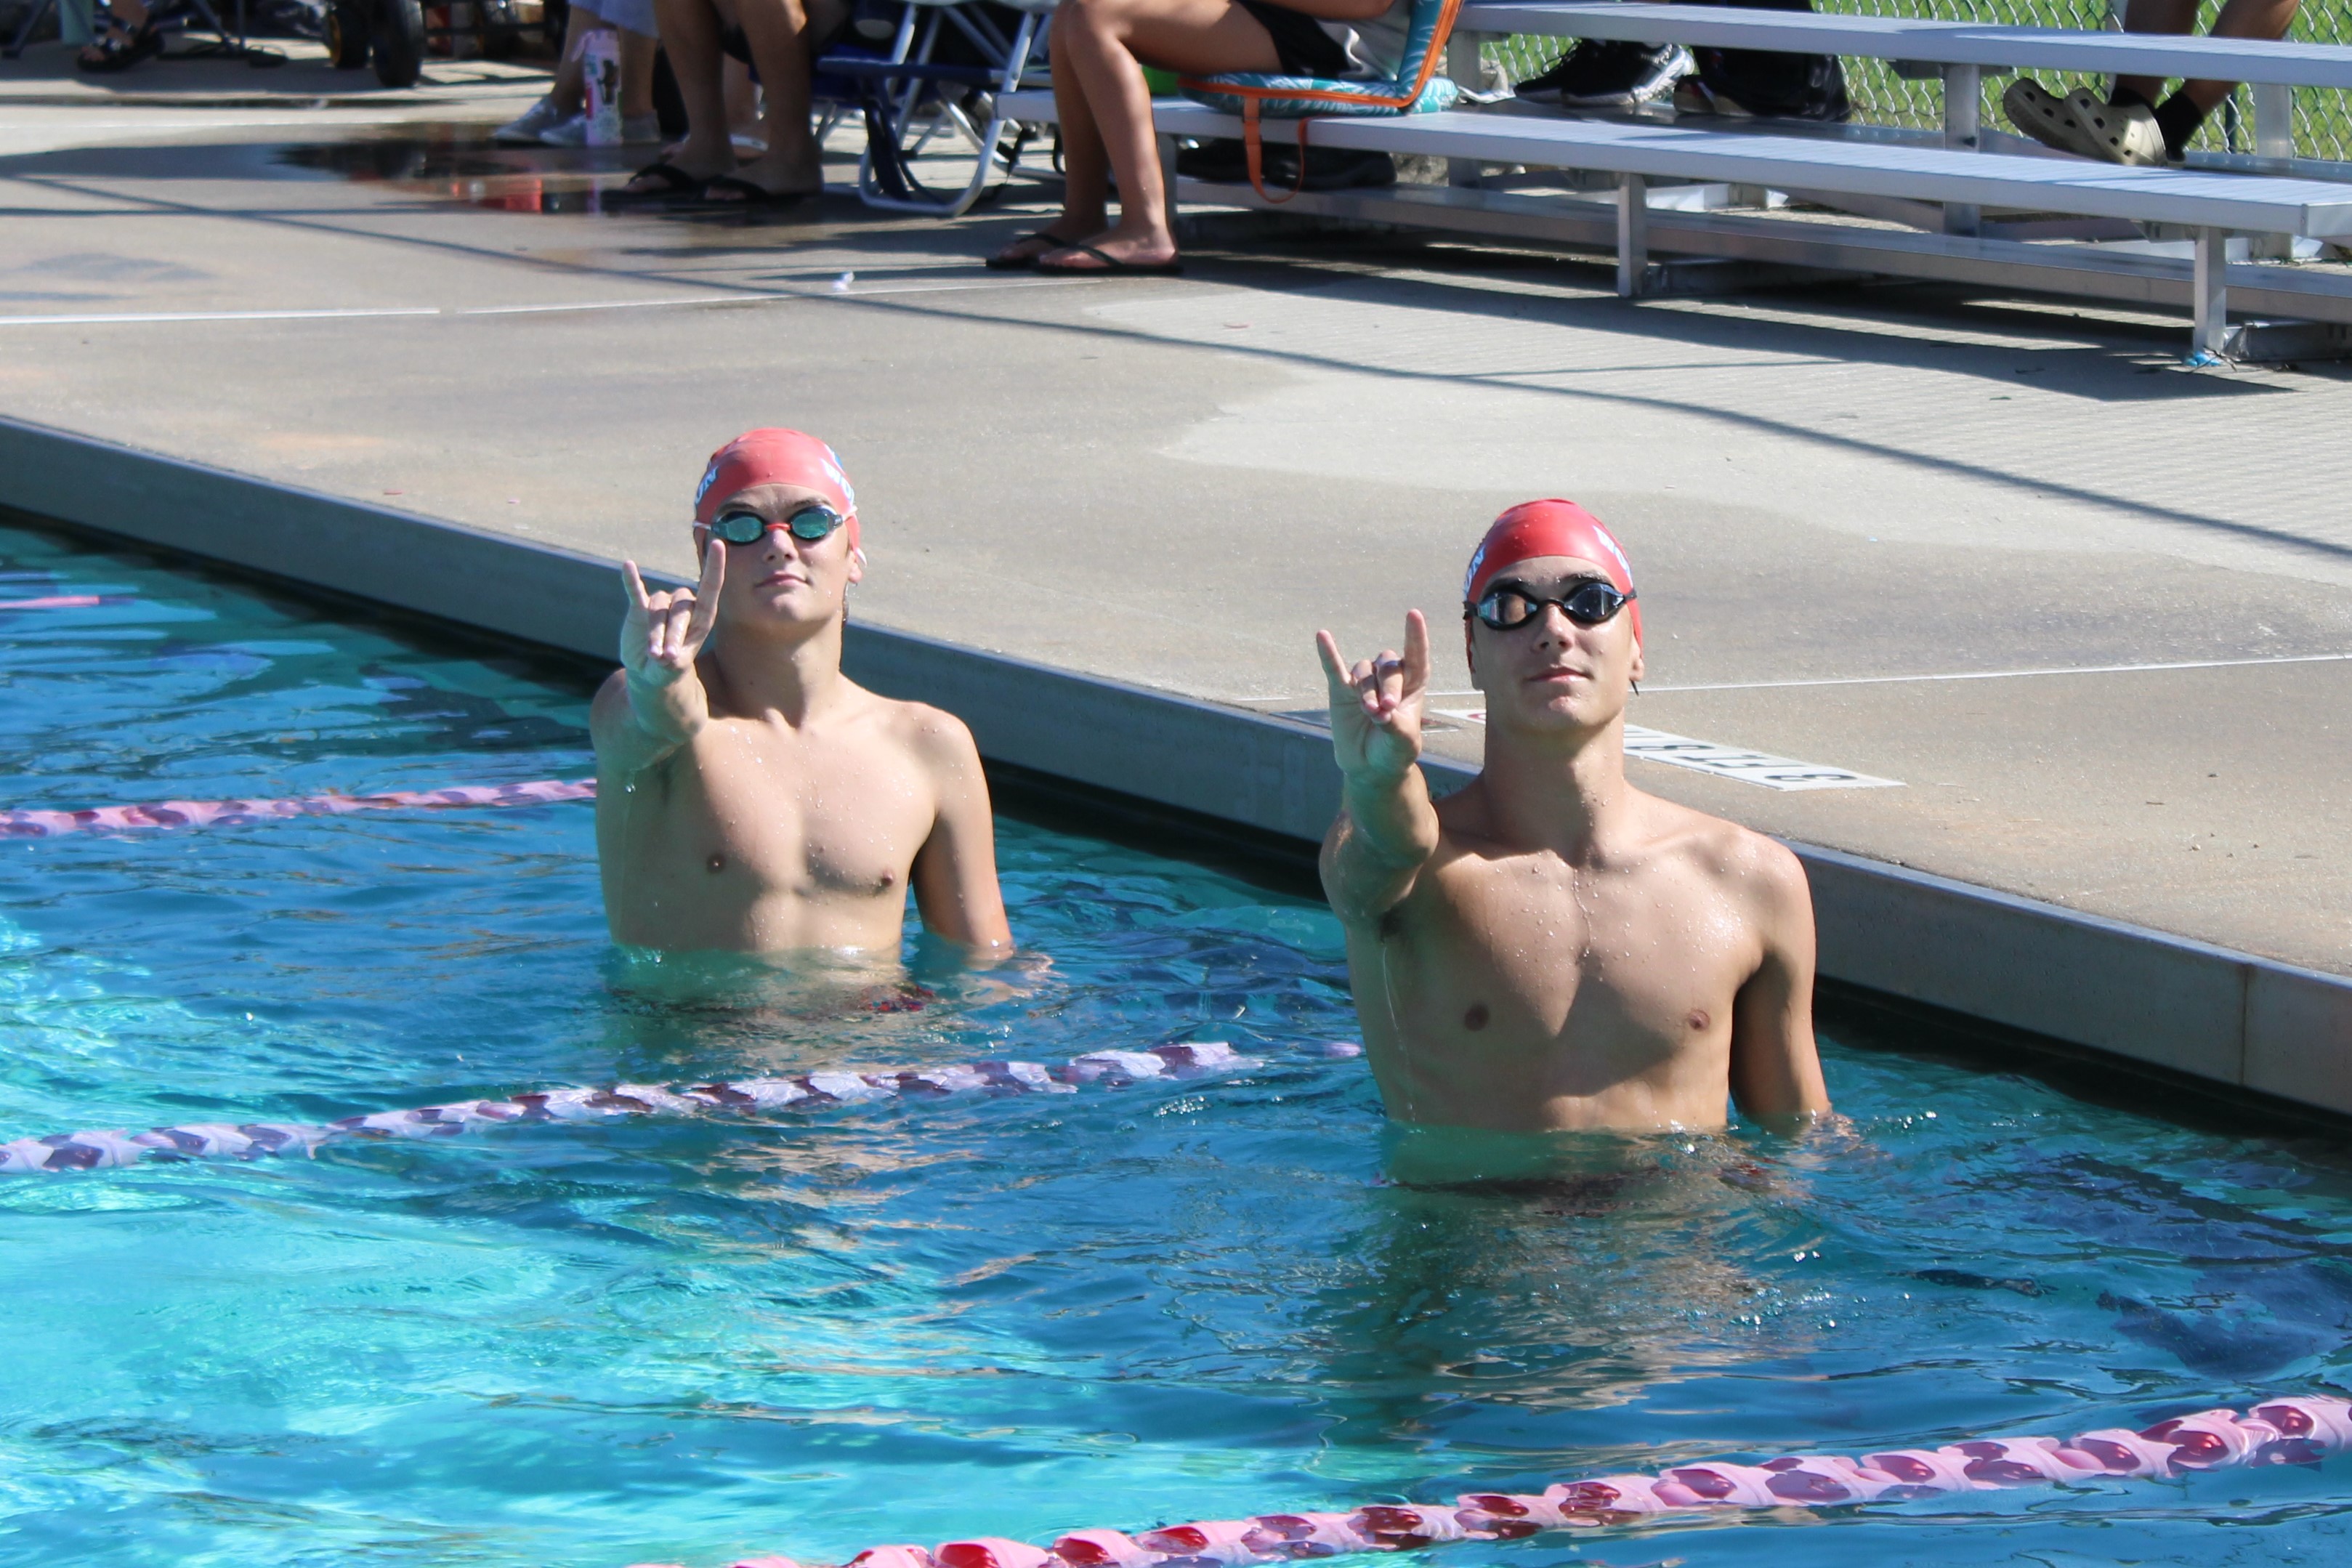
[9,131,2345,569]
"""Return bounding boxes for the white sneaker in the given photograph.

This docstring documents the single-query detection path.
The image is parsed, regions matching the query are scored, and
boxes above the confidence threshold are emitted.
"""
[538,112,665,147]
[2004,78,2167,166]
[492,96,571,145]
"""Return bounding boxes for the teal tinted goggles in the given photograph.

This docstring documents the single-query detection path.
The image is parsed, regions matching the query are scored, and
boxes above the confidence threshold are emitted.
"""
[708,504,846,546]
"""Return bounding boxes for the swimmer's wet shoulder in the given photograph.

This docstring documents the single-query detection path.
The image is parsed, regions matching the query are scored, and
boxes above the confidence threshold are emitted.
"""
[1315,501,1830,1136]
[590,429,1011,958]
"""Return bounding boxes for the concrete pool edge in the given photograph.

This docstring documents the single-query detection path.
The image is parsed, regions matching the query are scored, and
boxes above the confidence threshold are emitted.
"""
[6,413,2348,1115]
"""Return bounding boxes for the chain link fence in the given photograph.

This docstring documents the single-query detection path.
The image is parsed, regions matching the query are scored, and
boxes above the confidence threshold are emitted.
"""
[1484,1,2352,163]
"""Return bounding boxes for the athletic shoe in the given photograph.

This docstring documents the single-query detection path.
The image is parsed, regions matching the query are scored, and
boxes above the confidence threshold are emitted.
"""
[1515,40,1692,109]
[1671,75,1754,117]
[538,112,665,146]
[2003,78,2167,166]
[493,97,572,145]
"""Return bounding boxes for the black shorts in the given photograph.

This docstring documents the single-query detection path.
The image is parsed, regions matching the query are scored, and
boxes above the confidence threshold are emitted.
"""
[1233,0,1349,78]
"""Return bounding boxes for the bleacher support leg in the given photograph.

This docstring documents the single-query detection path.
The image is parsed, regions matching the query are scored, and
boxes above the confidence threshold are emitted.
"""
[2251,82,2295,259]
[1447,31,1487,188]
[1941,64,1980,237]
[2193,226,2228,360]
[1617,174,1648,299]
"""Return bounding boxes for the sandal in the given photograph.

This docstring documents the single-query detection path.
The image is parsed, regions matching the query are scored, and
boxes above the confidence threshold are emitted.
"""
[987,230,1096,271]
[1035,243,1184,277]
[608,159,709,203]
[701,173,813,207]
[76,13,161,73]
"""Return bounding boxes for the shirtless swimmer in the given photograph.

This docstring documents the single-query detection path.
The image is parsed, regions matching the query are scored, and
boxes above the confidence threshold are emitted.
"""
[593,429,1013,955]
[1315,501,1830,1136]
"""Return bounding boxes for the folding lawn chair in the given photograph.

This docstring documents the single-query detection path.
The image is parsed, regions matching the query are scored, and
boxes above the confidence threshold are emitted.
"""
[815,0,1056,217]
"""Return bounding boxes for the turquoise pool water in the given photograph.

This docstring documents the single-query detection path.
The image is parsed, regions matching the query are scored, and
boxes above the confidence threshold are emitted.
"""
[2,520,2350,1568]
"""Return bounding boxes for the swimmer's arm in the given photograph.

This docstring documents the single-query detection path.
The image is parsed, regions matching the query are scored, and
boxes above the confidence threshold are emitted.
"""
[594,554,722,777]
[1727,841,1834,1129]
[908,711,1015,951]
[1316,612,1442,925]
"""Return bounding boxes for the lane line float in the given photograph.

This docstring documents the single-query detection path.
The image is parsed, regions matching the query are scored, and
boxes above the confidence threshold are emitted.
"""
[0,778,594,838]
[0,1041,1259,1173]
[629,1397,2352,1568]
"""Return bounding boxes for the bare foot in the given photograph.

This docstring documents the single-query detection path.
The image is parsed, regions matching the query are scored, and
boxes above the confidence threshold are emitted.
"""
[704,148,823,202]
[1036,231,1181,272]
[990,225,1094,267]
[621,144,733,197]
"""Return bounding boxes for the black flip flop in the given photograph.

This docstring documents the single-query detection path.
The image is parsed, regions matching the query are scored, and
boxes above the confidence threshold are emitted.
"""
[700,174,812,208]
[1035,243,1184,277]
[985,232,1078,272]
[607,160,708,203]
[76,15,161,73]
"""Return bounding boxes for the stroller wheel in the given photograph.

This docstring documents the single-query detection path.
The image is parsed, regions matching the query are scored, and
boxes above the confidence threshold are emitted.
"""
[370,0,425,86]
[326,0,371,67]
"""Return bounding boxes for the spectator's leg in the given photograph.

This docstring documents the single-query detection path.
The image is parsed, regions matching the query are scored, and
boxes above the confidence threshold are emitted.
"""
[711,0,846,198]
[548,4,598,116]
[724,56,762,145]
[2173,0,2301,111]
[1037,0,1279,269]
[2122,0,2298,160]
[1025,0,1115,260]
[2114,0,2195,105]
[621,25,660,121]
[629,0,737,187]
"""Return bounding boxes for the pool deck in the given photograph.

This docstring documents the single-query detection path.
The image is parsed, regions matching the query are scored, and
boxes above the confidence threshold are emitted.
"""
[4,46,2351,1109]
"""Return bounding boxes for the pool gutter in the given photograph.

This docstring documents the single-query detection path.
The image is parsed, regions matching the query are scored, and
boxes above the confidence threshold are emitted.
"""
[6,413,2348,1115]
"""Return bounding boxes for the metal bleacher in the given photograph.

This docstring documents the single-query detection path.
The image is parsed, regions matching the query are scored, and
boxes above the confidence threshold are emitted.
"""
[999,1,2352,357]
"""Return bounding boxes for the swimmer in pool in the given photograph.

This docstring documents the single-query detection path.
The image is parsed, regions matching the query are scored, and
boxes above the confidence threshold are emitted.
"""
[1314,501,1831,1136]
[592,429,1013,955]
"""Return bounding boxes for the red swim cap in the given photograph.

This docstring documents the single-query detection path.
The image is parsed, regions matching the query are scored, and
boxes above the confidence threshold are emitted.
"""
[693,428,860,553]
[1463,499,1640,644]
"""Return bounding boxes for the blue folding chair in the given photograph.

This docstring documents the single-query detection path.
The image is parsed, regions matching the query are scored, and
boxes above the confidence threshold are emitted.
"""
[816,0,1056,217]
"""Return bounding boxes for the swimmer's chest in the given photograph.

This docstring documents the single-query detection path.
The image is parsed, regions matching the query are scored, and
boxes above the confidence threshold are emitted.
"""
[1406,851,1761,1039]
[659,722,934,895]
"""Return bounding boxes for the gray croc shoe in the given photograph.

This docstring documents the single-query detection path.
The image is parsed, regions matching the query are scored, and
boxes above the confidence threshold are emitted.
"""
[2004,78,2167,165]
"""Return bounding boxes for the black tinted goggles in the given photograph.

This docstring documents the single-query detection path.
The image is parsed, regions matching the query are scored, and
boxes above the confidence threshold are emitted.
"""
[709,504,846,546]
[1471,579,1634,631]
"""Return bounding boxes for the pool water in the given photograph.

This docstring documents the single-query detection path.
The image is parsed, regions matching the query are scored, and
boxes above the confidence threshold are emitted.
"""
[3,519,2351,1568]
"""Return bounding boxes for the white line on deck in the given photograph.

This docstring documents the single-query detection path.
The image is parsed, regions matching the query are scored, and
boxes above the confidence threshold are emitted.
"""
[1641,651,2352,694]
[456,278,1083,315]
[0,278,1088,329]
[0,307,442,326]
[1421,650,2352,700]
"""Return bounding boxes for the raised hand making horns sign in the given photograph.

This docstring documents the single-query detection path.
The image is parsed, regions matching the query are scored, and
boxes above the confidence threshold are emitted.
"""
[622,545,724,692]
[1316,609,1431,788]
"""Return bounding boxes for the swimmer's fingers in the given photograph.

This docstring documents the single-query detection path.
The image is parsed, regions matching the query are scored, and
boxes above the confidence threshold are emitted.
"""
[1367,650,1406,719]
[658,592,699,668]
[1400,610,1431,699]
[1314,629,1354,703]
[622,559,653,615]
[682,546,724,652]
